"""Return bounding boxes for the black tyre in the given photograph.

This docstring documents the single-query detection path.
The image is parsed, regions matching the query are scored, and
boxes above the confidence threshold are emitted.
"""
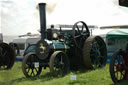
[22,52,42,77]
[49,51,70,77]
[83,36,107,69]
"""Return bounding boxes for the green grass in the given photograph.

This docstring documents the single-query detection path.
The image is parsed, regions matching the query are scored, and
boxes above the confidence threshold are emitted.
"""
[0,62,128,85]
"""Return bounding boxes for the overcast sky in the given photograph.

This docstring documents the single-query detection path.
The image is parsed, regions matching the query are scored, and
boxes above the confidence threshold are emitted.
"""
[0,0,128,35]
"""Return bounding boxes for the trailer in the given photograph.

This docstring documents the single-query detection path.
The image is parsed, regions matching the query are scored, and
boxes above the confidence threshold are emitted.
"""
[10,34,40,61]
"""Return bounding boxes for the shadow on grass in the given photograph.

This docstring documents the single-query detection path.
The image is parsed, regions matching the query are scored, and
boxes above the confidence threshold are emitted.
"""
[0,77,26,85]
[68,80,86,85]
[70,68,95,75]
[110,80,128,85]
[39,72,56,82]
[0,72,56,85]
[0,67,103,85]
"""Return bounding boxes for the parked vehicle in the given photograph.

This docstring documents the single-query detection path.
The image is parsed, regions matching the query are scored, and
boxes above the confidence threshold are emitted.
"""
[109,43,128,83]
[0,33,15,70]
[10,35,40,61]
[22,3,107,77]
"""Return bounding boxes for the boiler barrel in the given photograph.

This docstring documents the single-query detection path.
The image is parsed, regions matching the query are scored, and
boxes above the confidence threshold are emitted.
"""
[51,41,70,52]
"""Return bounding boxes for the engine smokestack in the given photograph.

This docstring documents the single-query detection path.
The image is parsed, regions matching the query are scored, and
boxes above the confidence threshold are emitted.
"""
[39,3,47,40]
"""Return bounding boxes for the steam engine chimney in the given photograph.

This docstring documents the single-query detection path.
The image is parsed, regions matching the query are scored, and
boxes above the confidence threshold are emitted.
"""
[39,3,47,40]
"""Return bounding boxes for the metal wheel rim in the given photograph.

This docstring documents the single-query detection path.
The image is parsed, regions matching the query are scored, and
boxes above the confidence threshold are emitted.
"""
[22,52,42,77]
[90,36,107,69]
[83,36,107,69]
[110,52,128,83]
[49,51,69,77]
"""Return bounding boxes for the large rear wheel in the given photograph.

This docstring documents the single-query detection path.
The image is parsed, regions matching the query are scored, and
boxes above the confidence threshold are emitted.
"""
[83,36,107,69]
[0,43,15,70]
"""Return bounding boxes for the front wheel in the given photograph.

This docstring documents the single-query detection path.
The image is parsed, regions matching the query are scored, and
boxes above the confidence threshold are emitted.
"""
[109,50,128,83]
[49,51,70,77]
[22,52,42,77]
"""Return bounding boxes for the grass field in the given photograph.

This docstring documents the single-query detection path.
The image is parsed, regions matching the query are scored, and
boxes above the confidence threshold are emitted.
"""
[0,62,128,85]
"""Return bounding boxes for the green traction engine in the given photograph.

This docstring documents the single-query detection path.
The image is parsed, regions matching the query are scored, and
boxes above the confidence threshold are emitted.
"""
[22,3,107,77]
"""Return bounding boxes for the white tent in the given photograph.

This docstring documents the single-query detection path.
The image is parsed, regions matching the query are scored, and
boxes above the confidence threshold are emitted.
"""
[1,0,128,35]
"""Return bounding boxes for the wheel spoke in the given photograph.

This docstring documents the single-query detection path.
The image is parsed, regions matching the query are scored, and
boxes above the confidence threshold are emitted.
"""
[33,69,36,76]
[81,25,84,32]
[60,55,63,64]
[27,68,30,73]
[120,72,123,80]
[2,51,7,57]
[76,25,81,34]
[115,72,119,79]
[114,70,118,74]
[74,35,81,39]
[116,55,120,64]
[120,71,125,79]
[35,68,38,73]
[31,68,34,76]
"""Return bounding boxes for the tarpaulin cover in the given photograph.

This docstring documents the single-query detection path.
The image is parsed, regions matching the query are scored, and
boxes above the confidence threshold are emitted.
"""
[106,29,128,39]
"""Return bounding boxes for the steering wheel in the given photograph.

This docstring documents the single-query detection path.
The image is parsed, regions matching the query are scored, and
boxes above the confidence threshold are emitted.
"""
[72,21,90,48]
